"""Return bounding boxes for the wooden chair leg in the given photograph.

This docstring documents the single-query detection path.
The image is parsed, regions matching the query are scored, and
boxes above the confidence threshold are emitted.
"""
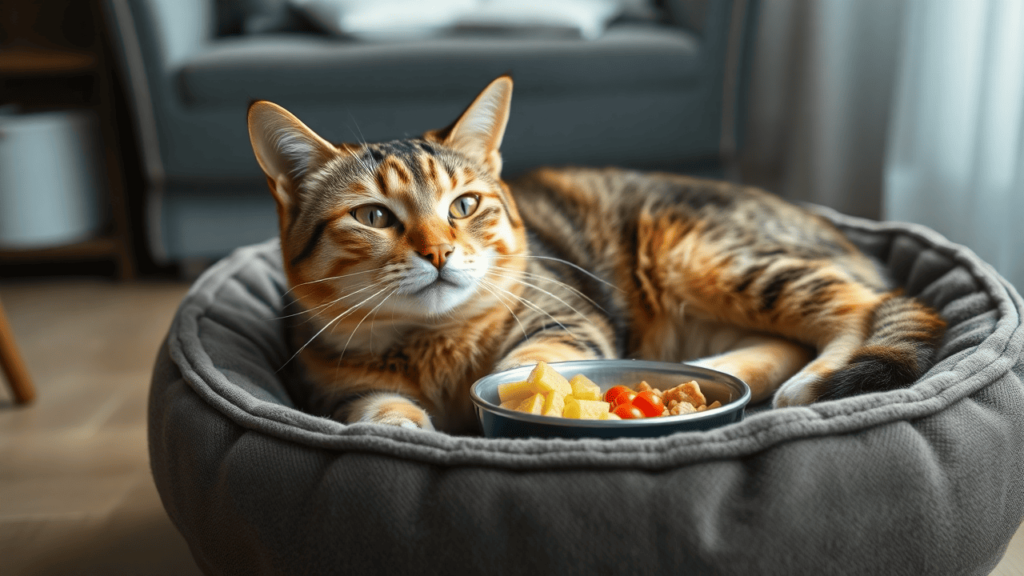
[0,297,35,404]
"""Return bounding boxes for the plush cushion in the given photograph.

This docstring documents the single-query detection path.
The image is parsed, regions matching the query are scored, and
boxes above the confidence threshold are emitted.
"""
[290,0,630,41]
[214,0,309,36]
[151,208,1024,575]
[178,23,699,106]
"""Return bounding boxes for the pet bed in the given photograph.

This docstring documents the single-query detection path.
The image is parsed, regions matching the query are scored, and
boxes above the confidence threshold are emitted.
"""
[150,208,1024,575]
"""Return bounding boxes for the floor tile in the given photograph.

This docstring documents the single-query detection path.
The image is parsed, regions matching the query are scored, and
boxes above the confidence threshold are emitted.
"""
[0,383,128,438]
[0,472,140,521]
[14,477,203,576]
[0,428,148,481]
[0,518,103,576]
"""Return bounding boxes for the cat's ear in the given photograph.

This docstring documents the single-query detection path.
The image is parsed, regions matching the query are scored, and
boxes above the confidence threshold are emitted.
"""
[426,75,513,177]
[248,101,337,208]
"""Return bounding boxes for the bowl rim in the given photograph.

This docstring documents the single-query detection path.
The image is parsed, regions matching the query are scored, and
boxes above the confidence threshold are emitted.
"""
[470,359,752,429]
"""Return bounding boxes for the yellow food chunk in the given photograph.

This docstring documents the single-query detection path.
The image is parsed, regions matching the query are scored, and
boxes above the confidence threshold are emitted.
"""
[499,400,518,410]
[498,380,538,404]
[563,398,611,420]
[599,412,622,421]
[576,399,612,419]
[526,361,572,396]
[542,390,567,417]
[568,374,602,401]
[516,393,545,415]
[562,395,580,418]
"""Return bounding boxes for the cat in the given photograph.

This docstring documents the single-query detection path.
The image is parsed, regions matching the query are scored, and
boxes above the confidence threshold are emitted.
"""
[246,76,946,434]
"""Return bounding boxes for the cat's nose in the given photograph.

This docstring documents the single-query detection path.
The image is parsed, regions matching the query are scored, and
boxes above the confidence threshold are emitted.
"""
[419,244,454,270]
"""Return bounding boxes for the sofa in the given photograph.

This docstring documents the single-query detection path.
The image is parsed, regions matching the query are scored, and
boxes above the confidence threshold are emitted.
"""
[102,0,757,262]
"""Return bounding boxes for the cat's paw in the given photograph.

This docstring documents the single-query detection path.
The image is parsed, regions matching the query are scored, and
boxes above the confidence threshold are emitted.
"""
[346,394,435,430]
[772,372,823,408]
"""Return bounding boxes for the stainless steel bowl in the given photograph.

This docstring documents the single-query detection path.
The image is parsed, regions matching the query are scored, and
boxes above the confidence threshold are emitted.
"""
[470,359,751,439]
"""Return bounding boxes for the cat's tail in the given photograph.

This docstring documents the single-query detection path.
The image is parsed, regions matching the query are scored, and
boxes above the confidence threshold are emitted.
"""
[816,294,946,400]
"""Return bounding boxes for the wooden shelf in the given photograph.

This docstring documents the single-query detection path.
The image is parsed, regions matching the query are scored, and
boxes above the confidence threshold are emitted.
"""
[0,3,137,280]
[0,48,97,76]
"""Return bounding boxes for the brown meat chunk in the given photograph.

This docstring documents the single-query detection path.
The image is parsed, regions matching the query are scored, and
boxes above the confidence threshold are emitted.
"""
[663,381,706,409]
[670,402,697,416]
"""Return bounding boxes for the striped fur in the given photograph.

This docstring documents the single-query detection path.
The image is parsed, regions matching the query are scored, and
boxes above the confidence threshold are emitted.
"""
[247,77,946,432]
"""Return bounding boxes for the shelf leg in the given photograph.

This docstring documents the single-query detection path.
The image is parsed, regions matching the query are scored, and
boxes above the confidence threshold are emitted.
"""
[0,297,35,404]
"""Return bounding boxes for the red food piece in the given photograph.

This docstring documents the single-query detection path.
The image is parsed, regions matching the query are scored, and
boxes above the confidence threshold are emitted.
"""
[632,391,665,417]
[604,385,636,408]
[613,403,645,420]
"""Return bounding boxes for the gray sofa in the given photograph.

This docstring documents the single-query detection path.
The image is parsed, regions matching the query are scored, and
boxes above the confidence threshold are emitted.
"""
[103,0,756,262]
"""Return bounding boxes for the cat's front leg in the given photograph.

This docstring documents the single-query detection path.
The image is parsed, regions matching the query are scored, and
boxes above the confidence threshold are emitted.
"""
[344,393,435,430]
[494,330,615,373]
[688,334,813,404]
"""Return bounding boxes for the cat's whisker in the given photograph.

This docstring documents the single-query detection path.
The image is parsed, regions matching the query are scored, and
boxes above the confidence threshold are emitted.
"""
[482,280,580,341]
[476,282,530,343]
[275,280,379,322]
[353,144,375,179]
[277,280,373,320]
[486,271,602,332]
[503,255,623,293]
[367,285,399,355]
[346,114,376,176]
[480,279,581,341]
[297,282,388,325]
[285,267,404,322]
[283,268,384,297]
[339,288,398,362]
[491,265,609,313]
[276,284,395,372]
[390,295,401,335]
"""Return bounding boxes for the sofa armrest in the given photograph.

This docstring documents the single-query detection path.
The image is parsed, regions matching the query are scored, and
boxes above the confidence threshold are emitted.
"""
[663,0,758,163]
[107,0,215,70]
[101,0,217,189]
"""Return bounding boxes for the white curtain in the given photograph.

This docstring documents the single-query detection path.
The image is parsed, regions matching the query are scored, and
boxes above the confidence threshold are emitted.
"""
[886,0,1024,290]
[740,0,905,220]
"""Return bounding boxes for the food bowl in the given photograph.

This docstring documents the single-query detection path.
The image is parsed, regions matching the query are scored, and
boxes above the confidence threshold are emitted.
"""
[470,359,751,439]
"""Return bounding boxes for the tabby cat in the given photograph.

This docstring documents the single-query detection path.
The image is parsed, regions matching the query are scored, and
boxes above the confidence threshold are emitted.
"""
[247,76,945,433]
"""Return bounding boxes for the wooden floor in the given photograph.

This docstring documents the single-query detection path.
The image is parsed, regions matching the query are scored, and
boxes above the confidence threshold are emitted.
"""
[0,280,200,575]
[0,279,1022,576]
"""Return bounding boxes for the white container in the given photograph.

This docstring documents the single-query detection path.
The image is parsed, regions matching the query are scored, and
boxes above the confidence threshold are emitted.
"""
[0,110,104,249]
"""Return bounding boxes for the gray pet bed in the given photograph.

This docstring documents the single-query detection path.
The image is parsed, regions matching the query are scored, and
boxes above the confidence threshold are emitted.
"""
[151,208,1024,576]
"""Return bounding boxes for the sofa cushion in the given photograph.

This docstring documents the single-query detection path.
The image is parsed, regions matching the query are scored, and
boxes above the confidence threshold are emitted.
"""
[215,0,309,35]
[178,23,699,106]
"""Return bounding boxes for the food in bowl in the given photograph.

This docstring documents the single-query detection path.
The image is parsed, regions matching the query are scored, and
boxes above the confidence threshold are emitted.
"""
[499,362,721,420]
[497,362,618,420]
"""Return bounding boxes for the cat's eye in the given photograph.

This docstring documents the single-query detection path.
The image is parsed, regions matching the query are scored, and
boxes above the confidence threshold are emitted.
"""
[352,205,395,228]
[449,194,480,219]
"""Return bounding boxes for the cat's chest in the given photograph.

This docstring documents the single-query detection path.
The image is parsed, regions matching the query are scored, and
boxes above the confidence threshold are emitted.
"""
[405,334,484,388]
[345,323,501,402]
[373,328,497,432]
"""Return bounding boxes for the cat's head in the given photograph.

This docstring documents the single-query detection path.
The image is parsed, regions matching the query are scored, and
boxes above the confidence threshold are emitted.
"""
[247,77,527,322]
